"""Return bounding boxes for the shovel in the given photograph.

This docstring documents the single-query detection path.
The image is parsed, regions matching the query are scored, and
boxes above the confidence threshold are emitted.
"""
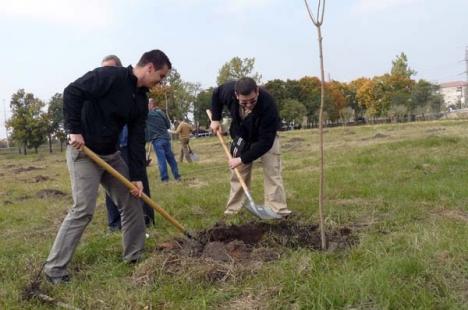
[81,145,194,239]
[206,110,281,220]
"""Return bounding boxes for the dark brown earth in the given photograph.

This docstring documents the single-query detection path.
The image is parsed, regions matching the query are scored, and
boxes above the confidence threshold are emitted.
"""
[132,217,357,285]
[36,189,67,199]
[28,175,52,183]
[13,166,44,173]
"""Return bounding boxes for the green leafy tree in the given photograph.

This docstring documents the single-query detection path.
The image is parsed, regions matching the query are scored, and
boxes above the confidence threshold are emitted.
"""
[264,79,288,111]
[6,89,46,154]
[193,88,214,129]
[216,57,262,85]
[298,77,321,124]
[391,52,416,78]
[280,99,307,126]
[45,93,65,153]
[410,79,443,114]
[150,68,200,123]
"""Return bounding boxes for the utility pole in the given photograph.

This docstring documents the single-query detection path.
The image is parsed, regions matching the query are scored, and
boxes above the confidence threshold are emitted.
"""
[3,99,9,148]
[465,46,468,107]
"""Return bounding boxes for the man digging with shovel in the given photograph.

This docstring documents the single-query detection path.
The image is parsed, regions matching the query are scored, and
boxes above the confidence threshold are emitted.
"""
[210,77,292,218]
[43,50,172,284]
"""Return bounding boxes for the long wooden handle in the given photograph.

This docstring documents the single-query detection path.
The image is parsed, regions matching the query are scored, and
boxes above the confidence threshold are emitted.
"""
[206,110,251,194]
[81,145,188,236]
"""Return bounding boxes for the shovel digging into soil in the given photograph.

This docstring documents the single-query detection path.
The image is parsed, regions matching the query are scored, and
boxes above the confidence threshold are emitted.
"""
[206,110,281,220]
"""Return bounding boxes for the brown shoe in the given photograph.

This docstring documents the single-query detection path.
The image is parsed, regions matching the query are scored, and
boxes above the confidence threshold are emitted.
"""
[277,209,292,218]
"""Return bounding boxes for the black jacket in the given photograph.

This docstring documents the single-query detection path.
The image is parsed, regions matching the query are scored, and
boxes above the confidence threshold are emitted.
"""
[211,81,280,164]
[63,66,148,181]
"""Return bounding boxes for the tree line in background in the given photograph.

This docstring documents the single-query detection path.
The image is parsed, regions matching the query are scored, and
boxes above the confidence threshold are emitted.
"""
[4,52,444,153]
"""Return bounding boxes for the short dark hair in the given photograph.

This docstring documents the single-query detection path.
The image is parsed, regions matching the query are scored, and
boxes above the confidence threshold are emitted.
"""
[137,49,172,70]
[235,77,257,96]
[101,55,122,67]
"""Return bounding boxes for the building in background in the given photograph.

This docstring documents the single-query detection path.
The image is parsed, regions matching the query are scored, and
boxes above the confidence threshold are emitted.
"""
[439,81,468,110]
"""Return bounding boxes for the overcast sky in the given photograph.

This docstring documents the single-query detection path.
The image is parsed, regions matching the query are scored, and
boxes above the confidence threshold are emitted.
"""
[1,0,467,139]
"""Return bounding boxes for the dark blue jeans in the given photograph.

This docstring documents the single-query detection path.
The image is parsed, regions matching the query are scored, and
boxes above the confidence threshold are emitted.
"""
[105,147,155,229]
[152,139,180,182]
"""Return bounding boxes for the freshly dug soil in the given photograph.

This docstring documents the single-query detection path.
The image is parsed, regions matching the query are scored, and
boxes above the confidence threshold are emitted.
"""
[133,217,358,285]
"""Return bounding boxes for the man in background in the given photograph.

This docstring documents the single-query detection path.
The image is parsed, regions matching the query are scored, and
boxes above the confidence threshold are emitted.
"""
[146,98,181,183]
[174,118,193,163]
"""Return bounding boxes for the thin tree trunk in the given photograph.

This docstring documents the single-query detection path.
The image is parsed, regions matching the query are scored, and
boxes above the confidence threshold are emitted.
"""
[317,20,327,250]
[48,134,53,153]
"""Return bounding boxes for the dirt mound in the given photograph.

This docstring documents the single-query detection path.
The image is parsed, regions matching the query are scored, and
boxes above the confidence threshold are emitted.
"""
[36,189,67,199]
[133,218,357,285]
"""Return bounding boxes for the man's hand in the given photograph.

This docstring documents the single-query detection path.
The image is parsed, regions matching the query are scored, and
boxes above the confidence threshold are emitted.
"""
[69,134,85,149]
[210,121,222,135]
[130,181,144,197]
[228,157,242,170]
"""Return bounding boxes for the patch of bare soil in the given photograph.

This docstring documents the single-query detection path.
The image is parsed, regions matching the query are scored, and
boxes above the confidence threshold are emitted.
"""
[132,217,357,285]
[36,189,67,199]
[28,175,53,183]
[372,133,389,139]
[13,166,44,173]
[426,127,446,133]
[183,177,208,188]
[435,209,468,223]
[287,137,305,143]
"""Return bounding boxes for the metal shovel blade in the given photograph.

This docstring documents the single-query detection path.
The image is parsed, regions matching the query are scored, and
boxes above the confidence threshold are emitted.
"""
[243,200,282,220]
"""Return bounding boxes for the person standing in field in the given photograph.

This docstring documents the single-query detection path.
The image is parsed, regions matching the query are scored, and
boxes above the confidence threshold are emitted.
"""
[44,50,171,284]
[209,77,291,217]
[146,98,181,183]
[174,118,194,163]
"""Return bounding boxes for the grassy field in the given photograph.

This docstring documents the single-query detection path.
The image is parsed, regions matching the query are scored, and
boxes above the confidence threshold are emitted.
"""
[1,120,467,309]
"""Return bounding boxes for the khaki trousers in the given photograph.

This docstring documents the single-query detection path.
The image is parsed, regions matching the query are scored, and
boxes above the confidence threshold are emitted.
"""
[179,138,192,163]
[226,136,288,213]
[44,146,145,278]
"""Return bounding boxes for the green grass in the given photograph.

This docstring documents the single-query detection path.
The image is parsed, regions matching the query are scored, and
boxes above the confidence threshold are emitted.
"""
[1,120,467,309]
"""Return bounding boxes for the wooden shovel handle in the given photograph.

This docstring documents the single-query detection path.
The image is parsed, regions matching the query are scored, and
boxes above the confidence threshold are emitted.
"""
[206,110,251,194]
[80,145,188,236]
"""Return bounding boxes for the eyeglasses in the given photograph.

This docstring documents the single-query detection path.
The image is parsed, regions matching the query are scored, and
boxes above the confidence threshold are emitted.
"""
[239,96,258,107]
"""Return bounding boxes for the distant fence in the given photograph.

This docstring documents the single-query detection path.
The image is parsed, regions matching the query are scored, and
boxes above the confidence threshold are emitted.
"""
[2,113,467,155]
[299,112,447,129]
[0,143,66,155]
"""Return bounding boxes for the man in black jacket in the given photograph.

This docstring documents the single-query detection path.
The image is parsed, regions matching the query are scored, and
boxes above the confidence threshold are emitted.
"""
[44,50,171,284]
[210,77,291,217]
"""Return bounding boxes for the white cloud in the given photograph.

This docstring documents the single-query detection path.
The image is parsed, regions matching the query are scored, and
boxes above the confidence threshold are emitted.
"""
[0,0,113,28]
[354,0,424,13]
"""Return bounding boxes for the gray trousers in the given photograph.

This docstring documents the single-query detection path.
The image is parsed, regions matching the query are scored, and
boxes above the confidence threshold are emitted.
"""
[44,146,145,277]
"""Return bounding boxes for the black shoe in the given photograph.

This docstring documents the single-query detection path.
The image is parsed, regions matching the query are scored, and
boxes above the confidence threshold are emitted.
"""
[45,274,70,285]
